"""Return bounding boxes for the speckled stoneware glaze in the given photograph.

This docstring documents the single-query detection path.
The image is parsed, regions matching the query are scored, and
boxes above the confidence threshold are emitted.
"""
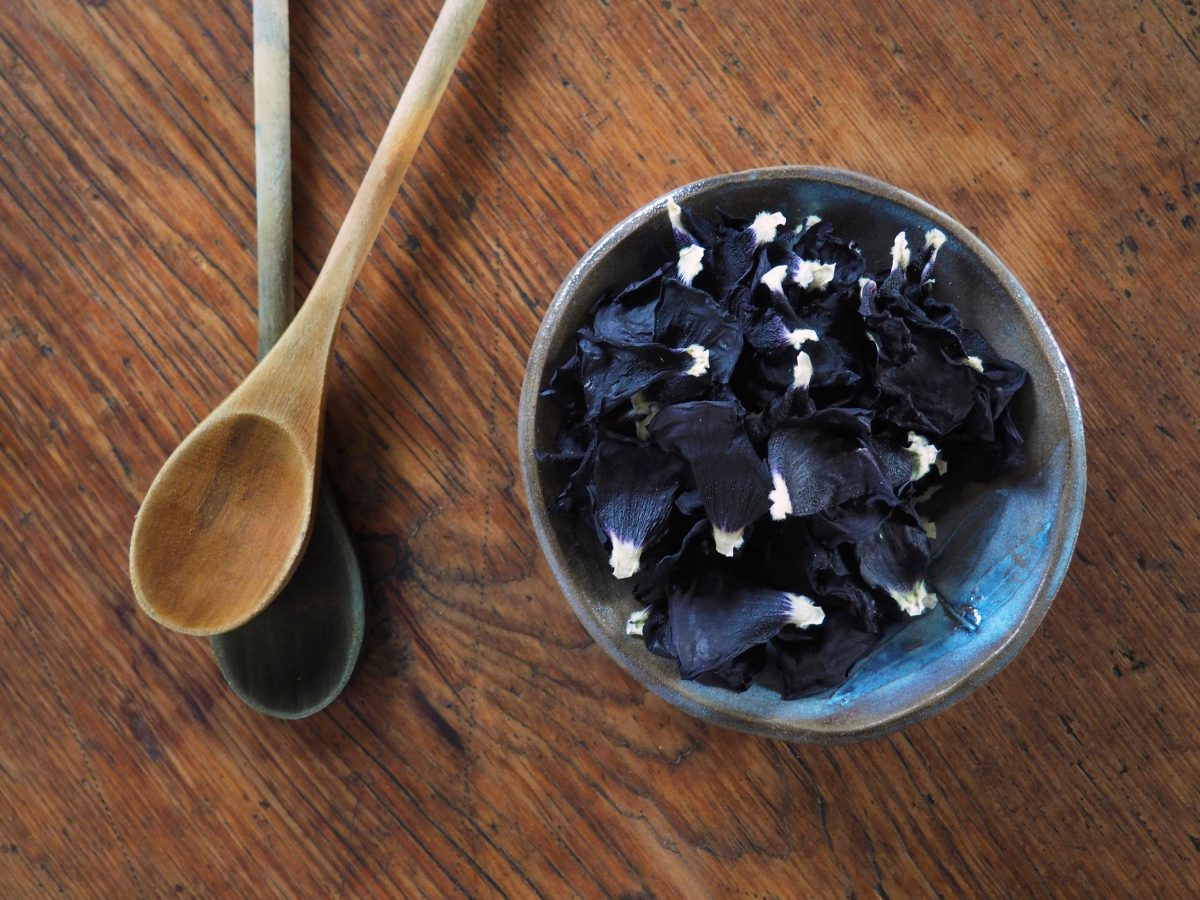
[518,166,1086,743]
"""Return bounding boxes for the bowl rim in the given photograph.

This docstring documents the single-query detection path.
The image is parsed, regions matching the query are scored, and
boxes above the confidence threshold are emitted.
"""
[518,165,1086,743]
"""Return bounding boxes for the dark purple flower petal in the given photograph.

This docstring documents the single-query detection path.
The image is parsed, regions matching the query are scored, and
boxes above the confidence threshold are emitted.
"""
[774,607,882,699]
[766,411,894,519]
[674,489,705,516]
[540,348,585,421]
[587,264,667,344]
[650,400,771,555]
[738,502,891,633]
[629,601,673,659]
[748,388,817,445]
[589,436,684,579]
[667,199,718,249]
[704,644,768,692]
[578,335,697,419]
[666,566,825,679]
[790,218,868,294]
[855,516,939,616]
[655,280,743,384]
[711,228,757,299]
[871,329,979,435]
[735,516,824,595]
[807,498,894,545]
[590,295,658,345]
[866,431,943,492]
[632,516,711,602]
[547,432,597,514]
[942,402,1026,483]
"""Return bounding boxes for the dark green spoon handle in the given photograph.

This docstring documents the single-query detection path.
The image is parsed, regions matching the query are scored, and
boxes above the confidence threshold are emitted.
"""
[252,0,293,358]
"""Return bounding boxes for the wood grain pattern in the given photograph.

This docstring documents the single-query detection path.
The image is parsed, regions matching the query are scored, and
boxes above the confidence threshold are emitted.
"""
[1,0,1198,894]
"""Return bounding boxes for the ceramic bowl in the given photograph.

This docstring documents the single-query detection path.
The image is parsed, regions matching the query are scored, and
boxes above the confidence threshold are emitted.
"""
[518,166,1085,743]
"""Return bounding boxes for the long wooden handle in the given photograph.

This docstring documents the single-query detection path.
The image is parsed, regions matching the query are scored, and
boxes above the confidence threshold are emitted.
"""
[253,0,294,359]
[306,0,487,311]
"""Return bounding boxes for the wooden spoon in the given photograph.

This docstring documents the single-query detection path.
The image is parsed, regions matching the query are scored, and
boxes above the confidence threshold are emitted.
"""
[130,0,487,635]
[210,0,364,718]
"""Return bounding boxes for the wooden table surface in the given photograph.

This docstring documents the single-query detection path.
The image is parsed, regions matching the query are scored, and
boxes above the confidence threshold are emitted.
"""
[2,0,1198,895]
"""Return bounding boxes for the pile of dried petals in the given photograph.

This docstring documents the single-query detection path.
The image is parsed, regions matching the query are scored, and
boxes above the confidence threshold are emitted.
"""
[542,202,1027,698]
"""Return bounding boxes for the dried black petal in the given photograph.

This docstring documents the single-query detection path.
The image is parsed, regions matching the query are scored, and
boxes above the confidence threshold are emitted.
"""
[807,497,895,546]
[665,566,825,680]
[540,348,585,423]
[738,510,889,633]
[669,201,718,249]
[587,263,667,344]
[632,515,711,602]
[591,293,658,345]
[854,515,938,617]
[735,516,823,595]
[766,410,895,520]
[650,400,771,555]
[655,280,743,384]
[549,433,597,514]
[942,402,1026,483]
[790,218,868,294]
[589,436,684,579]
[578,335,696,419]
[710,227,757,299]
[774,607,882,699]
[870,328,979,435]
[703,643,768,692]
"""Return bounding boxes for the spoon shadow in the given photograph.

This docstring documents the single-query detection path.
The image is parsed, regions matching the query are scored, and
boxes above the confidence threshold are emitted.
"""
[212,475,365,718]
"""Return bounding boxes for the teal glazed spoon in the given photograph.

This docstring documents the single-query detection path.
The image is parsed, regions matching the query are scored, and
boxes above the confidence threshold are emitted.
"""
[211,0,365,719]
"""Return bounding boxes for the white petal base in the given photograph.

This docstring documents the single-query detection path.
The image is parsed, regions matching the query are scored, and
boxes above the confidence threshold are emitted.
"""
[712,526,745,557]
[891,581,939,616]
[609,536,642,579]
[626,605,653,636]
[785,593,826,628]
[768,472,792,520]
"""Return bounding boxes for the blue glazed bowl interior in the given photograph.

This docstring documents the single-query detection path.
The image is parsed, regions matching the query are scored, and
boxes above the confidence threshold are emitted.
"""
[520,167,1085,741]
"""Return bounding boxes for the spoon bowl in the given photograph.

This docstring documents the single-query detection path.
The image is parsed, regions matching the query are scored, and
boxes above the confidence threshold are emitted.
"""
[132,411,313,635]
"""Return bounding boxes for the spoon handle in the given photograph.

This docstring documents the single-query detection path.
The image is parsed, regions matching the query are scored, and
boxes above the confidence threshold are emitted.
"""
[253,0,293,358]
[305,0,487,312]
